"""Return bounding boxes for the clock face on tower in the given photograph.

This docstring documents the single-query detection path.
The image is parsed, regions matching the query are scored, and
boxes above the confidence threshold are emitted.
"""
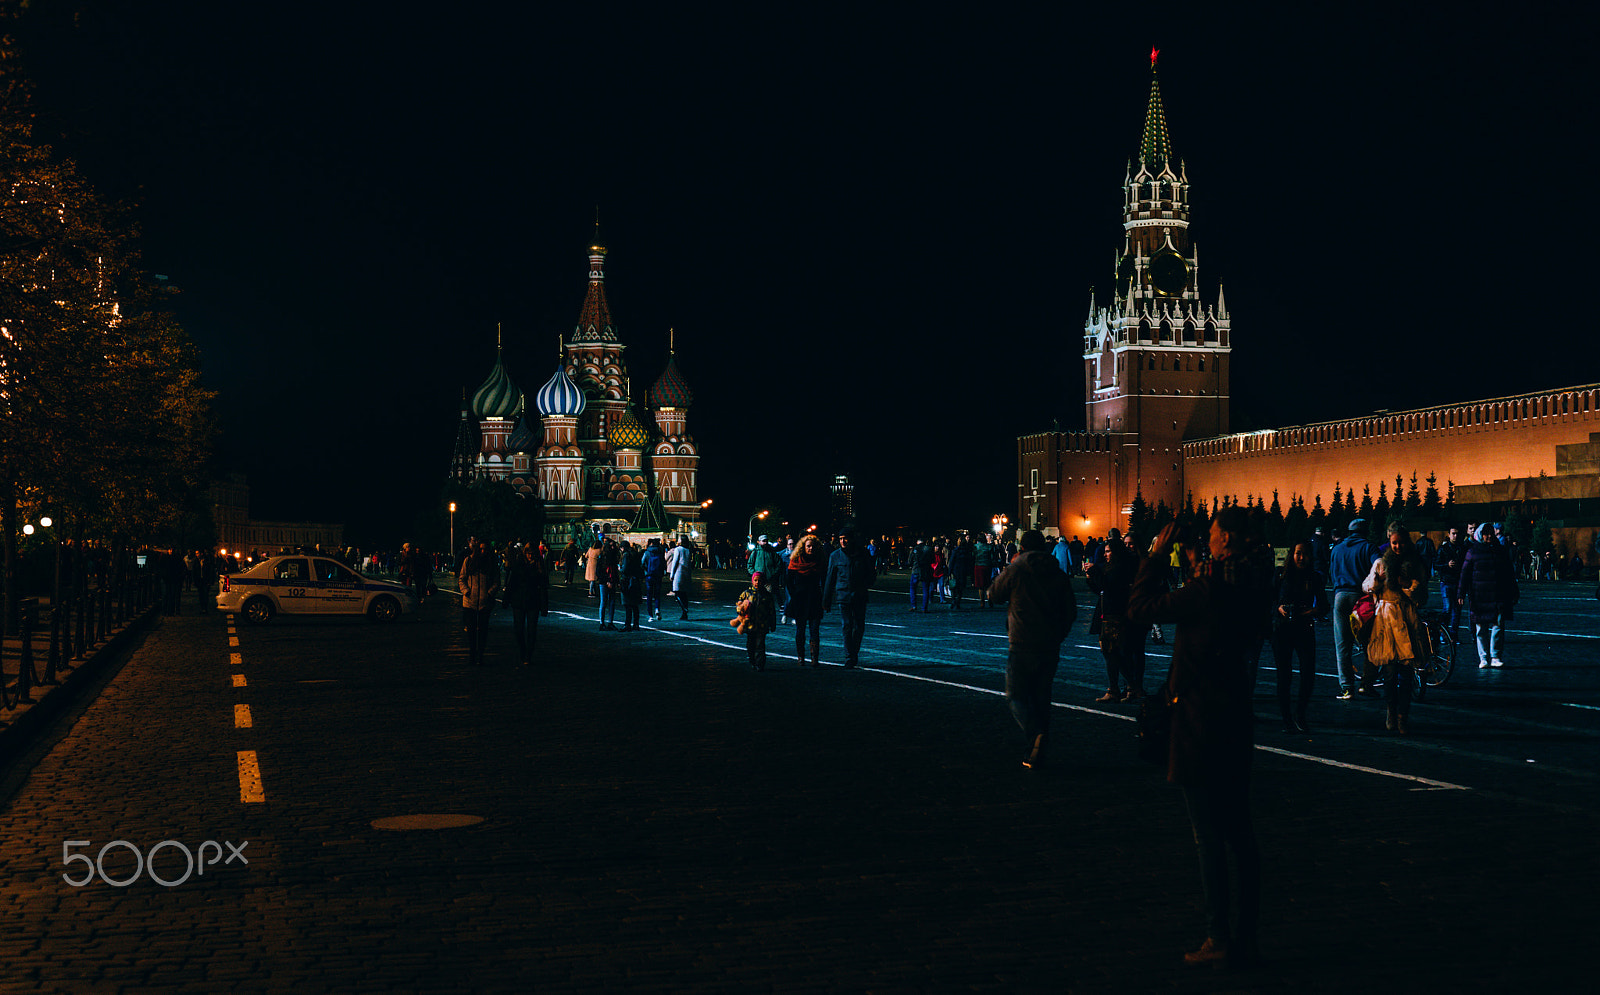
[1149,248,1189,297]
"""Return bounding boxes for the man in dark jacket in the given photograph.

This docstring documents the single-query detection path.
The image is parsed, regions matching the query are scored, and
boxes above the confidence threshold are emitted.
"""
[1436,525,1469,634]
[1328,520,1379,698]
[989,530,1075,769]
[1129,509,1263,970]
[823,531,876,668]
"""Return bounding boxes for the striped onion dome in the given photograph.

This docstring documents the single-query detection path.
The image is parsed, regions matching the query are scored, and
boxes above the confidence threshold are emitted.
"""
[471,351,521,418]
[534,362,586,417]
[646,354,693,409]
[608,408,650,449]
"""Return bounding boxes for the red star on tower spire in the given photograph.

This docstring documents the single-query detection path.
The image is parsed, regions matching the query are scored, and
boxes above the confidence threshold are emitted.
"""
[1150,46,1159,68]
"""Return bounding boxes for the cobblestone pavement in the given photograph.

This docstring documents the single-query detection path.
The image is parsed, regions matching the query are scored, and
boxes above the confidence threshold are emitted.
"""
[0,575,1592,993]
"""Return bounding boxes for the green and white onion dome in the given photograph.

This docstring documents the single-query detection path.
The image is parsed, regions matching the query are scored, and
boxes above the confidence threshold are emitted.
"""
[646,355,693,409]
[608,408,651,449]
[534,362,586,417]
[471,352,522,418]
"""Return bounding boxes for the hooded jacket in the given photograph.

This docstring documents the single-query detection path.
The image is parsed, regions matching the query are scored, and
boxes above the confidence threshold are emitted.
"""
[1329,534,1379,593]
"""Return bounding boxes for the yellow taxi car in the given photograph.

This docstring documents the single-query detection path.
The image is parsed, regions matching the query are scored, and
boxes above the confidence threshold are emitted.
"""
[217,554,416,623]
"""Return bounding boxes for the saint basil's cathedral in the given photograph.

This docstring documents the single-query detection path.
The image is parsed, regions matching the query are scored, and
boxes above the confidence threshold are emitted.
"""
[449,231,701,545]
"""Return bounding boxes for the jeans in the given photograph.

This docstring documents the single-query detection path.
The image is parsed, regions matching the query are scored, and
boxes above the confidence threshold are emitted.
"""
[1331,590,1360,692]
[645,575,663,617]
[1439,580,1461,631]
[838,598,867,663]
[1273,622,1316,721]
[1182,773,1260,946]
[511,604,538,662]
[908,574,925,609]
[598,586,616,625]
[1006,645,1060,746]
[1474,614,1504,664]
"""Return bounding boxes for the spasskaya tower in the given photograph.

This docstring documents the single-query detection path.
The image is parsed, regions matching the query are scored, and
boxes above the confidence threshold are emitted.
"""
[1018,51,1231,534]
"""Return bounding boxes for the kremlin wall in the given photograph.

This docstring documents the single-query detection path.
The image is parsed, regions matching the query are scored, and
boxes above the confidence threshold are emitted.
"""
[1183,385,1600,514]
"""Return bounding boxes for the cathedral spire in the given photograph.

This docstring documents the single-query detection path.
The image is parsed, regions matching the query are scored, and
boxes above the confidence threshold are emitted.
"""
[1140,50,1173,166]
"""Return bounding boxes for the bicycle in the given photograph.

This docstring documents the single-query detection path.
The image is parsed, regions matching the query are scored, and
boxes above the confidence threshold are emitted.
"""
[1354,608,1456,701]
[1415,610,1457,700]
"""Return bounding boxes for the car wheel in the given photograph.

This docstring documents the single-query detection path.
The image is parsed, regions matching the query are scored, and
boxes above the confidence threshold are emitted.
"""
[242,597,275,625]
[369,595,400,622]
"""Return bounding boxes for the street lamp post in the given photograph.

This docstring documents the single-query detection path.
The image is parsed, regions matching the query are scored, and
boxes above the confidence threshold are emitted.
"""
[992,513,1008,540]
[449,503,457,562]
[747,510,769,550]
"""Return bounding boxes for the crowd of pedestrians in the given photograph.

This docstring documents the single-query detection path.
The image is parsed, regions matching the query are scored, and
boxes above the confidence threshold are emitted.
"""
[267,510,1569,973]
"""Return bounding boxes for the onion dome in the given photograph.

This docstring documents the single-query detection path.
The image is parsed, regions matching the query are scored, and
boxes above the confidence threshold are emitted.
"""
[608,408,650,449]
[534,362,586,417]
[506,409,535,453]
[471,351,521,418]
[647,354,693,409]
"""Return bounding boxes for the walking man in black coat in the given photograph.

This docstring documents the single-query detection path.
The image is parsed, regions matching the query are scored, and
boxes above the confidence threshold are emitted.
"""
[823,531,876,668]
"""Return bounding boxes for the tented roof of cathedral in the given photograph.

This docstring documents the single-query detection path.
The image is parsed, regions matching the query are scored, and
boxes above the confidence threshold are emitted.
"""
[535,361,586,417]
[471,350,521,418]
[630,492,677,536]
[571,235,618,344]
[647,354,693,409]
[1140,59,1173,165]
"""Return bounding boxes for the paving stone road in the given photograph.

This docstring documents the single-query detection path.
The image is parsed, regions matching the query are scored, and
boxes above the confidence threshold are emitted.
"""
[0,573,1592,993]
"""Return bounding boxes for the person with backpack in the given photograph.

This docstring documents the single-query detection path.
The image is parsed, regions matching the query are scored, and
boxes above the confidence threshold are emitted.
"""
[642,537,667,622]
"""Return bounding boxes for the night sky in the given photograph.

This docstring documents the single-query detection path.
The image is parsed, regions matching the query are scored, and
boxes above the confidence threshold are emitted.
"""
[11,3,1594,545]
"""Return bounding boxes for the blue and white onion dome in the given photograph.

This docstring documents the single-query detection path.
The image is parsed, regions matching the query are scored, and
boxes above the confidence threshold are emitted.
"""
[471,352,522,419]
[534,362,586,417]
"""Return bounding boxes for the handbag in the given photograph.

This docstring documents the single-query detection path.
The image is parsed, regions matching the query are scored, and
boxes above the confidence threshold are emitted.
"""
[1088,594,1104,635]
[1348,592,1376,646]
[1136,680,1173,765]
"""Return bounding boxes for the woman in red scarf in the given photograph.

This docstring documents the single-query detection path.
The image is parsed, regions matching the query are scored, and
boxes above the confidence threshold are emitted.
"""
[785,534,828,666]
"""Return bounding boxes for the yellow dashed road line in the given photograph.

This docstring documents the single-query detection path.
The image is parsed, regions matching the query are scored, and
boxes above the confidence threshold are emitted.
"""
[228,614,266,801]
[236,751,265,803]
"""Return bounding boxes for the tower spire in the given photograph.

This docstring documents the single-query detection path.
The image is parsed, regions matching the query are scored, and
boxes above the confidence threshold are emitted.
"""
[1140,50,1173,166]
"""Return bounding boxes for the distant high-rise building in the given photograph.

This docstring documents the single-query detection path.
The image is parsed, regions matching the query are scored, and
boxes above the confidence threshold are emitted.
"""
[829,472,855,532]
